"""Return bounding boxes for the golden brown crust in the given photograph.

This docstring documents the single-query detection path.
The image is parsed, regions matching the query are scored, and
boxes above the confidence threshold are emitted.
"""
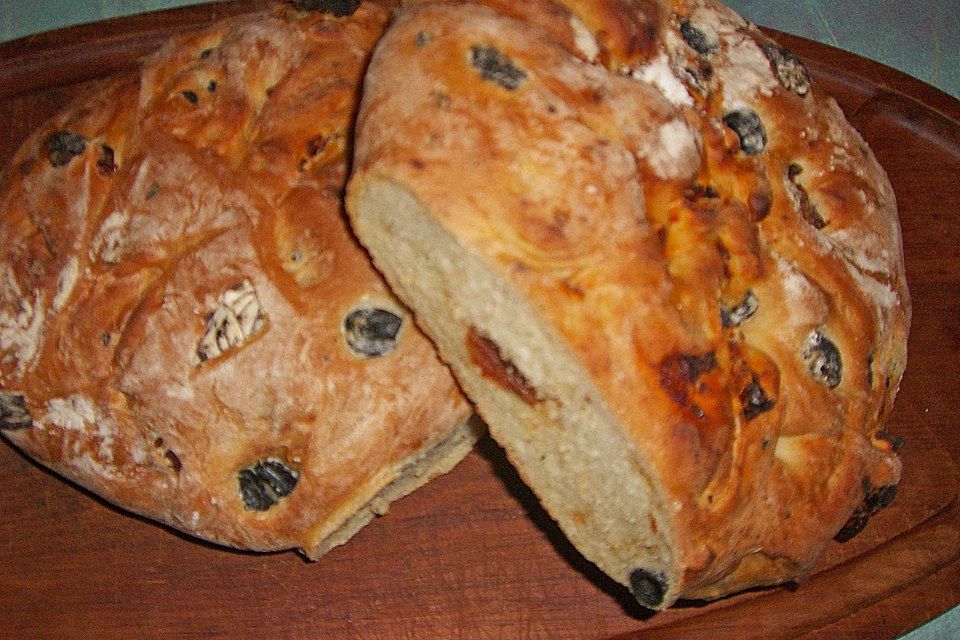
[349,0,908,603]
[0,1,473,556]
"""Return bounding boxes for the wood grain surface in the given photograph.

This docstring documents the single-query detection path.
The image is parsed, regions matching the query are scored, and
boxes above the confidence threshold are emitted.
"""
[1,4,959,639]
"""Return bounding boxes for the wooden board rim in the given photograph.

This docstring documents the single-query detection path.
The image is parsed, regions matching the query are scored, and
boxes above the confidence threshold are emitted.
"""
[0,3,958,639]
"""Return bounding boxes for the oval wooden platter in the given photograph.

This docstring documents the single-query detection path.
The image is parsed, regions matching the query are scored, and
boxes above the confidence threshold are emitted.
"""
[1,3,959,639]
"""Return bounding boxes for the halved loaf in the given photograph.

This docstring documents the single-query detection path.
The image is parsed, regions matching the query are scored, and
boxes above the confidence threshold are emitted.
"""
[347,0,908,607]
[0,0,478,558]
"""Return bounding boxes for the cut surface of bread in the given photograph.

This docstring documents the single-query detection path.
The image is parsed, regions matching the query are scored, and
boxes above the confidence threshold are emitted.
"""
[0,0,477,558]
[347,0,909,607]
[351,178,676,596]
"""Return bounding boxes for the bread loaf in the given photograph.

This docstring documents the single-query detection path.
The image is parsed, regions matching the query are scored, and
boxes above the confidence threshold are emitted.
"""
[347,0,909,607]
[0,0,478,558]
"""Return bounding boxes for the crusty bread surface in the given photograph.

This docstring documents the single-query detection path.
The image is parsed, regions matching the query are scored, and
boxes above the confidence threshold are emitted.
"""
[348,0,909,607]
[0,0,477,557]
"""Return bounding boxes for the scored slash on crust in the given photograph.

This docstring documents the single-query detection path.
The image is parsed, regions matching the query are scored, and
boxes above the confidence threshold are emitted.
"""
[196,280,266,364]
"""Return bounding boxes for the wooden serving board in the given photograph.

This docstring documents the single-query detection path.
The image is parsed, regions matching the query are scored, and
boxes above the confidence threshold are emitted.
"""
[1,4,959,639]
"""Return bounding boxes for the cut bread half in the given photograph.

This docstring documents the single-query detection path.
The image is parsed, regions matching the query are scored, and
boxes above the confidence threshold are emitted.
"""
[349,177,678,605]
[347,0,908,608]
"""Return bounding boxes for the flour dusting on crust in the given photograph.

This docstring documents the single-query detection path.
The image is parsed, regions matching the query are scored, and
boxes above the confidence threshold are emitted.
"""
[720,35,777,110]
[637,118,701,180]
[632,54,694,107]
[568,14,599,63]
[0,266,45,376]
[52,257,80,312]
[45,394,97,431]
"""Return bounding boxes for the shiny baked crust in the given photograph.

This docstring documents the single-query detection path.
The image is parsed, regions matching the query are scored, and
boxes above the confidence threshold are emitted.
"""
[348,0,908,606]
[0,0,476,557]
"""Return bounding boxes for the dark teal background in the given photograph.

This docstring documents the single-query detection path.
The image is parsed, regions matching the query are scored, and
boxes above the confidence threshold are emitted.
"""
[0,1,957,638]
